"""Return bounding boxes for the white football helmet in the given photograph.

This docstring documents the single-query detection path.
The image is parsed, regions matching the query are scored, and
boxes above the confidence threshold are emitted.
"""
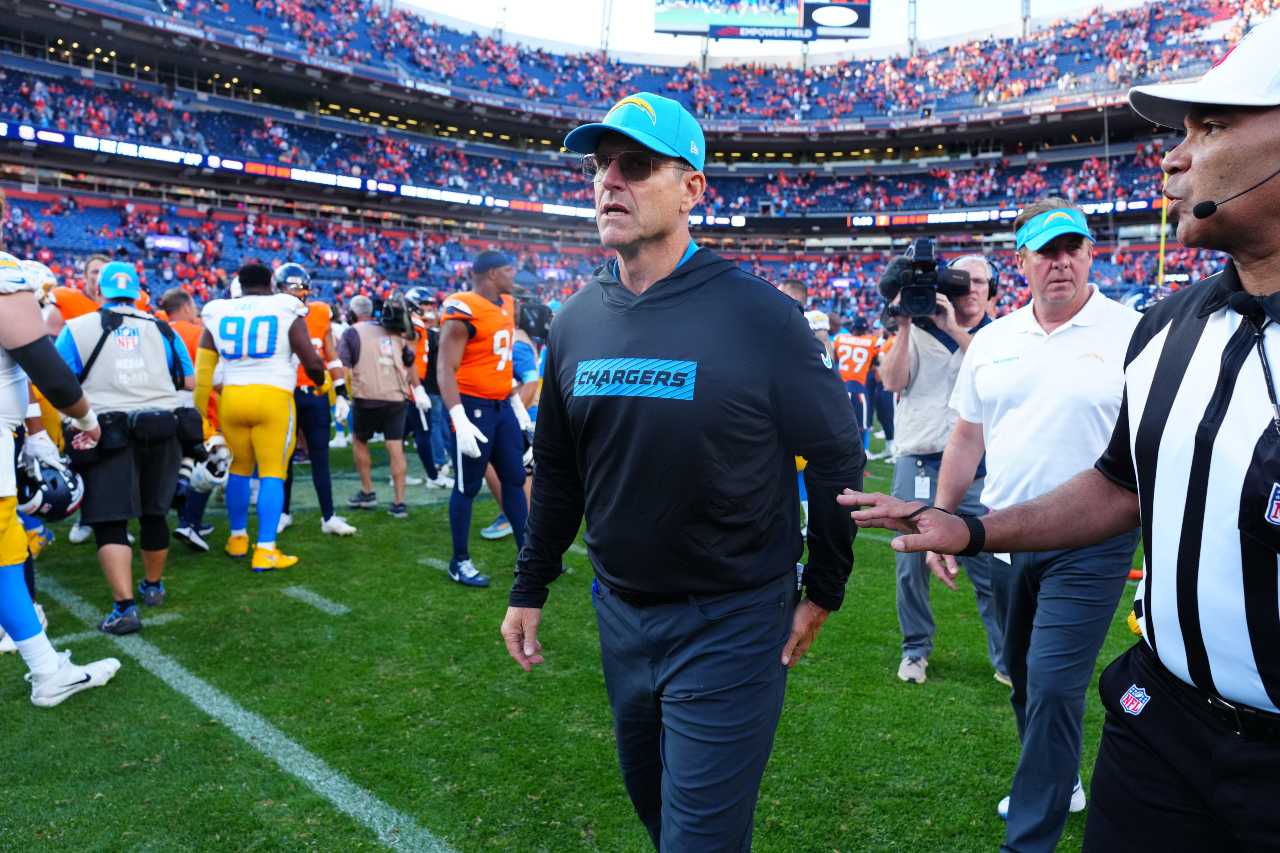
[190,435,232,493]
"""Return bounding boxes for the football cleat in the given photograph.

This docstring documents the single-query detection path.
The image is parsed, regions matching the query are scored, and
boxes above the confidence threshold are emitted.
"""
[448,558,490,588]
[68,522,93,545]
[426,474,455,489]
[225,533,250,558]
[27,652,121,707]
[277,513,293,534]
[174,525,210,553]
[329,434,350,449]
[198,523,215,538]
[98,604,142,636]
[320,515,357,536]
[251,546,298,572]
[138,580,166,608]
[347,490,378,510]
[27,524,55,559]
[480,515,512,540]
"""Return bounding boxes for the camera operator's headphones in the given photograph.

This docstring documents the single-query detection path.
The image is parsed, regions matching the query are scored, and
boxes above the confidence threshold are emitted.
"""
[946,255,999,301]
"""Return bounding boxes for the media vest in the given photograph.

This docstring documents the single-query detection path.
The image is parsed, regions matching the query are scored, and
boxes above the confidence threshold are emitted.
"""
[350,322,410,403]
[64,305,181,413]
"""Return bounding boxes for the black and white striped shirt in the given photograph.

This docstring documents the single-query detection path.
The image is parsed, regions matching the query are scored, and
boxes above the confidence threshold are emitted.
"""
[1097,263,1280,714]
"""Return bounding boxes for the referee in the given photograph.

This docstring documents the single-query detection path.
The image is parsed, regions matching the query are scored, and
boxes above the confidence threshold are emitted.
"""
[499,92,863,851]
[844,17,1280,850]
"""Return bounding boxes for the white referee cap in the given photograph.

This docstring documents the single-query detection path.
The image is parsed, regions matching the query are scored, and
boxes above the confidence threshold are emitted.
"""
[1128,14,1280,129]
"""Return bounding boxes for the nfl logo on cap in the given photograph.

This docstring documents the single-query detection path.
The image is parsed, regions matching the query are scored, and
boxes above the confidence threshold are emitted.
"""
[1266,483,1280,526]
[1120,684,1151,716]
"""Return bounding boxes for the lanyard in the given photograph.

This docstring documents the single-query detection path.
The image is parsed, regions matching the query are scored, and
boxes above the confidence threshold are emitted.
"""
[1251,318,1280,439]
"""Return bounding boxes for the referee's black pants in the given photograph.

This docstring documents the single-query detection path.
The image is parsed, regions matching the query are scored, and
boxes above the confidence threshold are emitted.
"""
[1084,641,1280,852]
[593,570,796,852]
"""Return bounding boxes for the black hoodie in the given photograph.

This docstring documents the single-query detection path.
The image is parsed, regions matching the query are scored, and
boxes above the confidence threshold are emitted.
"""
[510,248,864,611]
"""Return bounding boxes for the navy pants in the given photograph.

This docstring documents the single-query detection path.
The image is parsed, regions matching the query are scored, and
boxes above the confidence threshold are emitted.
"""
[428,392,452,467]
[178,488,210,530]
[996,530,1138,853]
[594,571,796,852]
[284,388,335,521]
[868,375,894,441]
[402,403,438,479]
[448,395,527,559]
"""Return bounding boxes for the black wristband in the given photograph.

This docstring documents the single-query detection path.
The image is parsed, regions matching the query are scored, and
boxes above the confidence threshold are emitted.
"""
[957,514,986,557]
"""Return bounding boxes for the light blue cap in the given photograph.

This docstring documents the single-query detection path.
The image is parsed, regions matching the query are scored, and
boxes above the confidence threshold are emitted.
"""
[98,261,140,300]
[1015,207,1095,252]
[564,92,706,172]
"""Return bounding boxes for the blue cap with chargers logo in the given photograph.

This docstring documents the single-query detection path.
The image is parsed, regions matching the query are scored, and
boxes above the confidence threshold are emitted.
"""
[1014,207,1095,252]
[98,261,141,300]
[564,92,705,172]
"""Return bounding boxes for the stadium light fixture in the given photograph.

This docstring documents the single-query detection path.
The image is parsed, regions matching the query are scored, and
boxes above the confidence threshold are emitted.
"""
[143,66,150,71]
[56,38,63,44]
[252,88,262,95]
[815,152,825,157]
[71,42,78,48]
[406,119,417,125]
[499,134,510,141]
[328,103,341,110]
[368,111,381,117]
[48,47,54,53]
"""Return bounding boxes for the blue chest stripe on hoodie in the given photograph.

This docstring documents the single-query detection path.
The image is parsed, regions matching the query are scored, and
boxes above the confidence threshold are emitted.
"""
[573,357,697,401]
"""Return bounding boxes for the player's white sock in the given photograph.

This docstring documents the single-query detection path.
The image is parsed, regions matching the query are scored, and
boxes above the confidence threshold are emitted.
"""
[231,528,248,538]
[16,632,61,678]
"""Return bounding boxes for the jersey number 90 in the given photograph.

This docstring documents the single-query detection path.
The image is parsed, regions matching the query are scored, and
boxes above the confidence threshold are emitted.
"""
[219,315,278,360]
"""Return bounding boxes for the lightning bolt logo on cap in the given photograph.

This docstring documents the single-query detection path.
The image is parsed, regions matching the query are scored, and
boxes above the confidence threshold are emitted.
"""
[606,96,658,126]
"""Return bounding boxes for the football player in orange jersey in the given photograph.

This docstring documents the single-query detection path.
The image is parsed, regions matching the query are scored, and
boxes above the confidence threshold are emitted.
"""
[275,264,357,537]
[437,251,532,588]
[43,253,108,336]
[832,316,880,452]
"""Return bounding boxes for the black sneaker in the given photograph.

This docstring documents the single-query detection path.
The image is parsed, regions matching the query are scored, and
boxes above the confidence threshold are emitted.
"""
[347,490,378,509]
[388,502,409,519]
[98,604,142,635]
[137,580,166,608]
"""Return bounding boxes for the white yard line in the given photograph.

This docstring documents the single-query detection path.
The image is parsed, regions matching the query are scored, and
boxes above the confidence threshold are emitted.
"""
[50,611,183,645]
[419,557,449,573]
[39,576,454,853]
[281,586,350,616]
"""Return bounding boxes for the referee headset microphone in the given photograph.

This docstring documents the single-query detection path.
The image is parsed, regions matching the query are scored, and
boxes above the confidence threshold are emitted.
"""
[1192,161,1280,219]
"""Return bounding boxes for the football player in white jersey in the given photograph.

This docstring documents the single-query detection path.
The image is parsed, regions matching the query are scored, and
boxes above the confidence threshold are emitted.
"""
[194,262,325,571]
[0,252,121,706]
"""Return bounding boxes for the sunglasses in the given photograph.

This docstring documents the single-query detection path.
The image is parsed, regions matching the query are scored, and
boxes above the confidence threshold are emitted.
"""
[581,151,691,183]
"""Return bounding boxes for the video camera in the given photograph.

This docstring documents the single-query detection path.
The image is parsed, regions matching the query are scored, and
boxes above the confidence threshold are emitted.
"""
[880,238,973,319]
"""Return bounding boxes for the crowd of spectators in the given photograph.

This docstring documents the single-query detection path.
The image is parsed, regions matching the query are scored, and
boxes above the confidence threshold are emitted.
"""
[134,0,1278,121]
[4,190,1226,329]
[2,66,1171,217]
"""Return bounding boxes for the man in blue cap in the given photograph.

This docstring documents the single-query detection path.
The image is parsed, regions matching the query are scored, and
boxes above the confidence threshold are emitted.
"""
[842,196,1141,852]
[500,92,864,850]
[55,261,196,634]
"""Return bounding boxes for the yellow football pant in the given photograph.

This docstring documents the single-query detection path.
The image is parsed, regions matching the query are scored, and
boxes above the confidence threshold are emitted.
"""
[218,385,297,480]
[0,497,28,566]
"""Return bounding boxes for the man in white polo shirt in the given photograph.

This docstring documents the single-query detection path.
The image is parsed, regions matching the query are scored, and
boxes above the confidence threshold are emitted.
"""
[927,198,1140,852]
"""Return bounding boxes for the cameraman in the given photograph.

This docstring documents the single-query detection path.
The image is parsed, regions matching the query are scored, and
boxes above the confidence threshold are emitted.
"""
[877,250,1007,686]
[54,262,195,635]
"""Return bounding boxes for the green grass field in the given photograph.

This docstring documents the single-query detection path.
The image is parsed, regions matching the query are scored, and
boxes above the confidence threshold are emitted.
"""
[0,442,1140,852]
